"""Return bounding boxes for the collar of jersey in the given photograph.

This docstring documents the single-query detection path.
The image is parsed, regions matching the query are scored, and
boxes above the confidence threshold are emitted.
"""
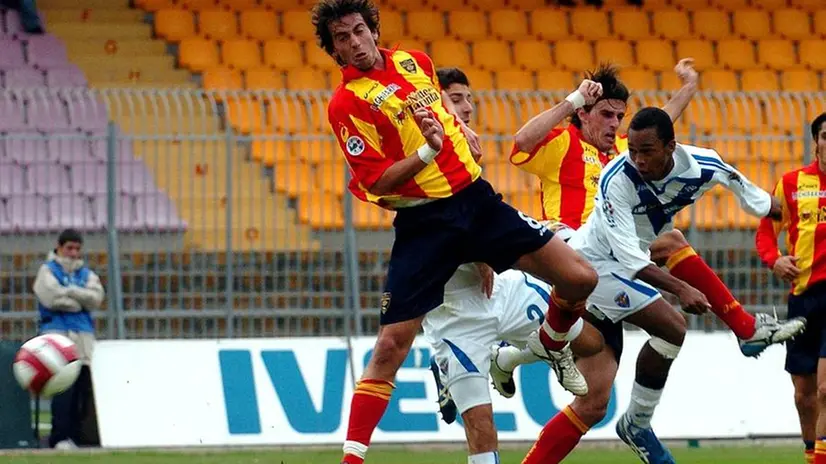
[340,47,396,83]
[803,160,826,177]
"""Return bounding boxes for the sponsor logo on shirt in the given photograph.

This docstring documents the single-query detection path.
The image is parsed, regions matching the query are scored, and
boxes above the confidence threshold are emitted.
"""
[369,83,401,111]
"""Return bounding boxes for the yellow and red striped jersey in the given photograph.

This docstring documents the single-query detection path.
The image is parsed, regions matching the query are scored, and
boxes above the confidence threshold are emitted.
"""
[509,125,628,228]
[327,48,481,209]
[756,162,826,295]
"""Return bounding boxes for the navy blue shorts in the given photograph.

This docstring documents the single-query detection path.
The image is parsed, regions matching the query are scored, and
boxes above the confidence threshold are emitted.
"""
[785,281,826,375]
[584,312,624,364]
[380,179,554,325]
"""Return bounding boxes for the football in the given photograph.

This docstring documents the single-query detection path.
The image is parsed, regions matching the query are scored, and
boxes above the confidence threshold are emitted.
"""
[13,333,82,398]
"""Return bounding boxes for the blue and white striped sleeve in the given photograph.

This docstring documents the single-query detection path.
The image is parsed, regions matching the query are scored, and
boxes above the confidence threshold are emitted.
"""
[693,153,772,218]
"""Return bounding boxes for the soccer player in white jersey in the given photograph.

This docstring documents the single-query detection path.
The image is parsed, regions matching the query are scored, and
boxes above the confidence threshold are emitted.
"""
[512,107,807,464]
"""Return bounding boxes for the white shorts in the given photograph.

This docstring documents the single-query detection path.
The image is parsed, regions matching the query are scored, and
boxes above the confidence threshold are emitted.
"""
[585,259,662,323]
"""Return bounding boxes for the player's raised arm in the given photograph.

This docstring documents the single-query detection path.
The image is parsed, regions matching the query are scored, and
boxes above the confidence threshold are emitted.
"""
[661,58,699,123]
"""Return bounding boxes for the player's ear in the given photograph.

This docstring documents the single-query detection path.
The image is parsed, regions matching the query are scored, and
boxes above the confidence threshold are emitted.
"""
[665,138,677,154]
[372,29,379,43]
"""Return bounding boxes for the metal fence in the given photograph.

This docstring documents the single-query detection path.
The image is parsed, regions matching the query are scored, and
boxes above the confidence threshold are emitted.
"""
[0,88,824,341]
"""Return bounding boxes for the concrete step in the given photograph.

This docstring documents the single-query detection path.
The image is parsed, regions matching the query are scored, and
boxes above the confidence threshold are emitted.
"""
[43,9,146,23]
[48,22,152,40]
[66,39,168,59]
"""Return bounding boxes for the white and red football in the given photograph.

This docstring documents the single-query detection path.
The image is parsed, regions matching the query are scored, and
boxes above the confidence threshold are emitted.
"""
[13,333,81,398]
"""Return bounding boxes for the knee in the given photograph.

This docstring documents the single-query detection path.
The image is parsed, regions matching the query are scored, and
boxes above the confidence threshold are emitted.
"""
[816,382,826,406]
[372,334,410,368]
[651,230,690,264]
[565,259,598,301]
[796,389,817,412]
[661,313,688,347]
[573,394,610,426]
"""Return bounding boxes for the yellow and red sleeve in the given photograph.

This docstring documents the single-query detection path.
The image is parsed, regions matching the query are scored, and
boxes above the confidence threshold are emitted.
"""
[755,178,787,269]
[509,128,571,181]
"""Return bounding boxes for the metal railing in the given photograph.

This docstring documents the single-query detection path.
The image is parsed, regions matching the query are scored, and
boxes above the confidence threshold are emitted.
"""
[0,88,823,341]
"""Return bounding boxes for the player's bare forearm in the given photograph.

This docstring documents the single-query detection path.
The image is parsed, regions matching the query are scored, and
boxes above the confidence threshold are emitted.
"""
[661,80,698,123]
[636,264,691,296]
[765,196,783,221]
[513,101,574,154]
[369,155,429,196]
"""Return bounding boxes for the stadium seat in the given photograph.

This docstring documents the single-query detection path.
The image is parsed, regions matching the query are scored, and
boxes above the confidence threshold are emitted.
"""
[505,192,543,221]
[621,68,658,90]
[756,0,791,10]
[226,98,265,133]
[513,40,552,71]
[594,40,634,68]
[316,161,347,196]
[640,0,670,9]
[244,68,284,90]
[221,39,262,70]
[676,40,715,70]
[386,39,428,53]
[766,98,807,132]
[449,11,488,40]
[717,39,756,70]
[691,196,728,231]
[752,137,799,162]
[781,69,820,91]
[724,193,761,229]
[790,0,822,11]
[381,11,405,43]
[179,38,220,72]
[239,9,280,41]
[263,39,303,69]
[203,67,243,92]
[701,70,738,91]
[495,70,534,90]
[733,160,773,191]
[282,10,316,41]
[709,139,751,163]
[154,9,196,42]
[692,10,731,40]
[709,0,749,9]
[464,69,494,89]
[273,161,316,196]
[476,98,520,133]
[553,40,594,72]
[799,40,826,70]
[659,70,685,91]
[466,0,507,10]
[671,0,712,9]
[178,0,217,10]
[652,10,692,40]
[490,10,529,40]
[218,0,258,9]
[473,40,513,70]
[570,9,610,40]
[484,162,532,193]
[814,11,826,37]
[428,0,465,10]
[757,40,796,70]
[135,0,176,12]
[293,139,337,164]
[536,70,575,90]
[285,69,329,90]
[635,40,675,72]
[732,9,771,39]
[772,9,813,40]
[530,9,571,41]
[251,139,292,166]
[199,10,238,41]
[353,200,394,230]
[430,40,471,68]
[266,99,306,134]
[297,192,344,230]
[306,42,339,70]
[381,0,434,10]
[612,10,651,40]
[685,100,724,131]
[406,11,446,41]
[741,69,779,91]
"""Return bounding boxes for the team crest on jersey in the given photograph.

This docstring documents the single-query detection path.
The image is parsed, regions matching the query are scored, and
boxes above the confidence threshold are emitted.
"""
[346,136,365,156]
[614,291,631,309]
[399,58,417,73]
[380,292,391,314]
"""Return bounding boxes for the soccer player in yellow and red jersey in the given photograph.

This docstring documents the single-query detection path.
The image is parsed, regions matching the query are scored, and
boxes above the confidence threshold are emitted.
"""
[756,113,826,464]
[312,1,599,463]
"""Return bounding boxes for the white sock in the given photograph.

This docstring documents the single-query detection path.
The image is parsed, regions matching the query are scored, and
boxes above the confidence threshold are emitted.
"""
[468,451,500,464]
[496,345,540,372]
[625,382,663,429]
[343,440,368,459]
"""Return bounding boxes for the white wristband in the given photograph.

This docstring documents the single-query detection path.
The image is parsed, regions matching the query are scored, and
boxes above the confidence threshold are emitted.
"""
[416,144,439,164]
[565,90,586,110]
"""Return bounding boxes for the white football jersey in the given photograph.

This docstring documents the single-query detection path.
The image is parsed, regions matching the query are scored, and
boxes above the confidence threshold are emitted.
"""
[569,143,772,274]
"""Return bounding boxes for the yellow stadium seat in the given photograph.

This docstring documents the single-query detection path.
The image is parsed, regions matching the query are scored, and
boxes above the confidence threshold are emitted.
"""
[155,9,196,42]
[227,98,265,133]
[570,8,610,40]
[381,0,435,10]
[306,42,339,70]
[671,0,711,9]
[553,40,594,72]
[513,40,552,71]
[659,71,684,91]
[316,161,347,196]
[536,70,575,90]
[406,11,446,41]
[684,100,724,131]
[467,0,508,10]
[179,38,220,72]
[477,99,520,133]
[294,139,337,164]
[800,40,826,70]
[741,69,779,91]
[652,10,692,40]
[692,10,731,40]
[676,39,715,70]
[756,0,791,10]
[381,10,405,43]
[781,69,820,91]
[757,40,796,70]
[490,10,529,40]
[733,9,771,39]
[135,0,176,12]
[687,196,726,231]
[199,10,238,41]
[701,69,738,91]
[594,40,634,68]
[478,137,504,160]
[484,162,531,193]
[203,67,243,92]
[252,139,292,166]
[752,137,798,162]
[790,0,822,11]
[430,39,472,68]
[285,69,329,90]
[273,161,316,196]
[772,9,813,40]
[428,0,465,10]
[495,70,534,90]
[218,0,258,9]
[814,11,826,37]
[613,10,651,40]
[464,69,494,89]
[473,40,513,70]
[635,40,675,72]
[506,193,543,221]
[386,38,428,53]
[766,99,807,132]
[621,68,658,90]
[718,39,757,70]
[710,139,750,163]
[298,193,344,230]
[530,9,571,41]
[449,11,488,40]
[724,194,761,230]
[282,10,316,41]
[221,39,262,70]
[353,201,394,230]
[732,161,774,191]
[179,0,217,10]
[709,0,750,11]
[264,39,303,69]
[240,10,279,41]
[729,100,764,132]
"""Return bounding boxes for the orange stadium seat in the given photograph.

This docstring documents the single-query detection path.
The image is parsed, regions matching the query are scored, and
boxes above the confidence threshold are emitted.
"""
[273,161,316,196]
[513,40,552,71]
[221,39,262,70]
[429,0,466,11]
[199,10,238,41]
[757,40,796,70]
[203,67,243,92]
[495,70,534,90]
[135,0,175,12]
[285,69,329,90]
[612,10,651,40]
[684,100,724,131]
[635,40,675,72]
[316,161,347,196]
[298,193,344,230]
[570,9,610,40]
[709,139,750,163]
[730,100,764,132]
[490,10,529,40]
[449,11,488,41]
[506,192,543,221]
[473,40,513,70]
[709,0,749,9]
[179,38,220,72]
[741,69,780,91]
[282,10,316,41]
[756,0,792,10]
[781,69,820,91]
[553,40,594,72]
[733,161,774,191]
[772,9,813,40]
[752,137,799,162]
[594,40,634,68]
[676,39,715,70]
[718,39,757,70]
[386,39,428,53]
[537,70,575,90]
[766,98,808,132]
[381,0,435,10]
[621,68,658,90]
[466,0,508,10]
[701,69,739,91]
[264,39,303,69]
[240,10,280,41]
[155,9,195,42]
[692,10,732,40]
[478,138,504,160]
[724,194,761,229]
[380,11,405,43]
[218,0,258,9]
[733,10,771,39]
[294,139,337,164]
[464,69,494,89]
[659,71,684,91]
[430,40,472,68]
[476,99,519,133]
[671,0,711,9]
[178,0,217,10]
[530,9,571,41]
[353,201,394,230]
[652,10,692,40]
[814,11,826,37]
[406,11,446,41]
[790,0,822,11]
[800,40,826,70]
[252,139,292,166]
[226,99,265,133]
[484,162,532,193]
[306,42,339,70]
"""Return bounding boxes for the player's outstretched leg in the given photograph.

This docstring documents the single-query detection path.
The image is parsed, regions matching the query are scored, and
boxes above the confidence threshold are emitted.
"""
[652,230,806,357]
[428,355,457,424]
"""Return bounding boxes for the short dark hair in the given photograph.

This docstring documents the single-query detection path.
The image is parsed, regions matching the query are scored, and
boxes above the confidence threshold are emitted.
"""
[436,67,470,89]
[312,0,380,64]
[812,112,826,140]
[571,63,630,129]
[58,228,83,246]
[628,107,675,144]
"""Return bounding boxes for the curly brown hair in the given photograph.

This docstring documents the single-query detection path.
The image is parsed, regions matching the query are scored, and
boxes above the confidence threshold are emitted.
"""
[570,63,630,129]
[311,0,380,66]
